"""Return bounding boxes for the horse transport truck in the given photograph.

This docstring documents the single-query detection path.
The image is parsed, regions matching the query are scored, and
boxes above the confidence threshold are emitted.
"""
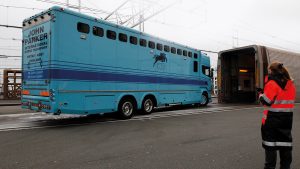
[21,6,212,119]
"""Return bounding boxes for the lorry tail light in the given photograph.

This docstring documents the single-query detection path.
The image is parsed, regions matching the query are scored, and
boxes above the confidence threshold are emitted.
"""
[40,91,50,97]
[22,90,30,95]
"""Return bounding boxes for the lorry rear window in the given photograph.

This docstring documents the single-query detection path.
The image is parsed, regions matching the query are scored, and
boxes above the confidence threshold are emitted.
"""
[171,47,176,54]
[194,61,198,72]
[130,36,137,45]
[164,45,170,52]
[148,41,155,49]
[93,26,103,37]
[157,43,162,51]
[183,50,187,56]
[77,22,90,34]
[119,33,128,42]
[194,53,198,59]
[177,49,182,55]
[140,39,147,47]
[107,30,116,40]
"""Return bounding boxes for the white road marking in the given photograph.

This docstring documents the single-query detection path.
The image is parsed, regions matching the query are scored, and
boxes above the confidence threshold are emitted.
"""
[134,106,261,120]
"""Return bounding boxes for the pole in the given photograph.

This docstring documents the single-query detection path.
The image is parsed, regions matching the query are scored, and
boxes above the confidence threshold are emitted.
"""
[131,2,176,28]
[78,0,81,12]
[104,0,131,20]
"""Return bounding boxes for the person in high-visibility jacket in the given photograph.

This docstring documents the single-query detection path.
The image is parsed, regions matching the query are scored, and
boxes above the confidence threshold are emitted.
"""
[258,62,296,169]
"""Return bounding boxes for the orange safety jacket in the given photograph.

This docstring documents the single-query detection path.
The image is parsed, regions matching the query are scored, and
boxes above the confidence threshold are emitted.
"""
[259,78,296,150]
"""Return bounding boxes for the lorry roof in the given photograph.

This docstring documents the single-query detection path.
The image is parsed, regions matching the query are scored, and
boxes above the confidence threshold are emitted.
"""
[218,45,258,55]
[23,6,205,55]
[218,45,300,56]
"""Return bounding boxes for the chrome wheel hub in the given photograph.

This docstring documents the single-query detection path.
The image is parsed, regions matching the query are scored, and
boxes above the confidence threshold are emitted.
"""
[122,102,133,116]
[201,95,207,105]
[144,99,153,112]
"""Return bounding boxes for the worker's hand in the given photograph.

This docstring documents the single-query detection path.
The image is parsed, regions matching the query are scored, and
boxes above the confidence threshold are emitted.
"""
[256,88,263,94]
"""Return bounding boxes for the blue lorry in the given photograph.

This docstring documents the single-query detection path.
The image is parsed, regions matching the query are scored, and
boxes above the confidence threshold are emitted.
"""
[21,6,212,119]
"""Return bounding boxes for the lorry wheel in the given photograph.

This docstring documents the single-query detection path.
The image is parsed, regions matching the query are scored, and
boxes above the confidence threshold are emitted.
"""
[200,94,209,106]
[118,98,136,119]
[141,97,154,114]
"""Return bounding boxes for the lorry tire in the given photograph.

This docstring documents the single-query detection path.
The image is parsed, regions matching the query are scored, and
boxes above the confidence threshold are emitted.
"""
[141,97,155,114]
[118,98,136,119]
[200,94,209,106]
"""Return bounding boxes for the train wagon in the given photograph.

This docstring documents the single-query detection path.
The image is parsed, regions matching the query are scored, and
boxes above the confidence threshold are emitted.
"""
[21,6,212,119]
[218,45,300,103]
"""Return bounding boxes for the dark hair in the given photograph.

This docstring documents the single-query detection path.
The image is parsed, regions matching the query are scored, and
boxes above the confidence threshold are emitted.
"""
[269,62,291,81]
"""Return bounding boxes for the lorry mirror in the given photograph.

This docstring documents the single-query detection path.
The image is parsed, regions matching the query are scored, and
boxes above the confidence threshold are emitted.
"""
[205,69,210,76]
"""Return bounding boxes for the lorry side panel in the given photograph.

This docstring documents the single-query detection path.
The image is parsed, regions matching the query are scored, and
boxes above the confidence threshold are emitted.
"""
[22,6,212,115]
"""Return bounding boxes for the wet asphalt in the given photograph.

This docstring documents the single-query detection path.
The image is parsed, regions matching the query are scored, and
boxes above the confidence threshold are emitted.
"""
[0,104,299,169]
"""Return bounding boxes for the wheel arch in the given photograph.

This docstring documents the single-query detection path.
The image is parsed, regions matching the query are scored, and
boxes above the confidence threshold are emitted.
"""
[142,94,158,107]
[117,94,138,110]
[200,90,210,106]
[202,91,208,97]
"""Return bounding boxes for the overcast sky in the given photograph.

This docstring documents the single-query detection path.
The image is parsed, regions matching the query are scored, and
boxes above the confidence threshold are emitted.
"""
[0,0,300,83]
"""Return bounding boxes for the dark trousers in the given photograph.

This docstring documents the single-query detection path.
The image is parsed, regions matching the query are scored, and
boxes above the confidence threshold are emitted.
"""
[264,149,292,169]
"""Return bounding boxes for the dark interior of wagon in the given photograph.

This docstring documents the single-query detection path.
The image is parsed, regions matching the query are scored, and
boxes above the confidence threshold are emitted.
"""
[220,48,256,103]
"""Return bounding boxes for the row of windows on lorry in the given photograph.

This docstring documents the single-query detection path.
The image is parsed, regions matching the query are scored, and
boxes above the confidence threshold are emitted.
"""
[77,22,198,59]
